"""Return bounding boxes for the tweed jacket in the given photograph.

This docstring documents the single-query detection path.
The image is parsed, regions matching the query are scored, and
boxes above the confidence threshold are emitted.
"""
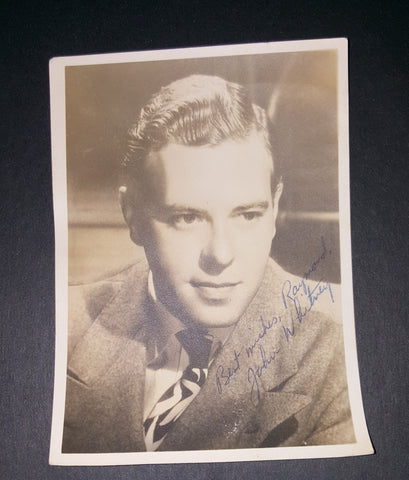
[62,258,355,453]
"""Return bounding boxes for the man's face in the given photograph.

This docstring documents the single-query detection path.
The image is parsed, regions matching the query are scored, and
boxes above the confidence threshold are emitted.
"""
[139,133,280,329]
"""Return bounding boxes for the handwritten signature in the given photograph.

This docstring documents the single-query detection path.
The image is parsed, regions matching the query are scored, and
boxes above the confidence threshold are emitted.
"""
[215,349,241,394]
[281,236,334,338]
[245,314,281,358]
[303,236,329,280]
[281,279,334,341]
[214,236,335,403]
[248,344,280,404]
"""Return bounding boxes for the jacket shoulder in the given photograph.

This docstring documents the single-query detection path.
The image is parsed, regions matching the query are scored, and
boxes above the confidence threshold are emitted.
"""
[67,261,148,357]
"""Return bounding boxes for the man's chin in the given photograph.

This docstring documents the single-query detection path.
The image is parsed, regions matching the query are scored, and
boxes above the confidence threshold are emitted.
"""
[183,306,245,329]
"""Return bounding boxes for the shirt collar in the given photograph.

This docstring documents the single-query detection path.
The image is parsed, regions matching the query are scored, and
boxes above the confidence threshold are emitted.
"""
[147,271,235,363]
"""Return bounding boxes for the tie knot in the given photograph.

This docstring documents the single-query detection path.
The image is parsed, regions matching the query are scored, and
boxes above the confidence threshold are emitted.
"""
[176,328,213,368]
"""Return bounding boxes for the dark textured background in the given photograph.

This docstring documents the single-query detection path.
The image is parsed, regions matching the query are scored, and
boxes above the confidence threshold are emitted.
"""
[1,1,408,479]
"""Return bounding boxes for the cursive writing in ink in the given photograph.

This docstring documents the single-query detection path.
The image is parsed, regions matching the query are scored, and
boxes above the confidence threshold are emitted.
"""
[303,236,329,280]
[215,349,241,394]
[245,315,281,358]
[281,278,334,314]
[247,344,280,405]
[281,280,334,342]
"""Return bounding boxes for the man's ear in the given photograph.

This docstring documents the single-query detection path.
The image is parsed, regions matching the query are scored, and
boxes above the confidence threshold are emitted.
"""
[119,186,144,246]
[271,181,283,239]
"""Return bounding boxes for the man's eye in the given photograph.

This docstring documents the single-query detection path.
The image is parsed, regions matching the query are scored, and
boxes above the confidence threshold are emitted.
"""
[181,214,198,224]
[171,213,201,226]
[241,211,262,221]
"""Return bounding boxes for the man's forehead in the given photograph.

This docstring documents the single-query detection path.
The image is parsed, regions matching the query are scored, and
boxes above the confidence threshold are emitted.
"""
[145,133,273,174]
[143,134,274,208]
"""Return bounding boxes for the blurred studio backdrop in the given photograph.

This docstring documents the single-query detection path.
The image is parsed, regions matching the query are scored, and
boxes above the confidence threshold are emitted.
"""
[65,48,341,285]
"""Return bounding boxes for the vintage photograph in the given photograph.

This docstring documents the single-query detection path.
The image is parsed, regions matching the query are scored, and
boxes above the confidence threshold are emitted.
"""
[49,39,373,465]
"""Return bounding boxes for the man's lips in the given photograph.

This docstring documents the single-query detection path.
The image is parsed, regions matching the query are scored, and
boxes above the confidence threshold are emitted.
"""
[191,281,240,288]
[190,280,241,300]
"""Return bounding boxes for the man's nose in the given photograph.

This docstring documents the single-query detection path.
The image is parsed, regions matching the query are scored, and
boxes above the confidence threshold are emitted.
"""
[199,222,234,274]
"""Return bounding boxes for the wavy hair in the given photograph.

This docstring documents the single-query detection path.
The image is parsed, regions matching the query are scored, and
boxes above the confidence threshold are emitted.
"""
[122,75,279,199]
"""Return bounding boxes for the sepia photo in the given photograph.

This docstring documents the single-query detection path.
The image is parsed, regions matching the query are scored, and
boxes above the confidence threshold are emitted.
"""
[49,39,373,465]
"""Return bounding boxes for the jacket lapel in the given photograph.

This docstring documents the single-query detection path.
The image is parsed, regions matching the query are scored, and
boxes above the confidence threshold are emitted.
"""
[67,264,151,452]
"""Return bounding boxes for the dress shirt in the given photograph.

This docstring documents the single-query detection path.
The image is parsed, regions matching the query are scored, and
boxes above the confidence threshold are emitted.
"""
[143,271,233,421]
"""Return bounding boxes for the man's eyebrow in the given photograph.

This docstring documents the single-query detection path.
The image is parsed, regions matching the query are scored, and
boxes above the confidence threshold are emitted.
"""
[162,204,208,214]
[152,202,270,221]
[148,204,208,223]
[232,201,270,213]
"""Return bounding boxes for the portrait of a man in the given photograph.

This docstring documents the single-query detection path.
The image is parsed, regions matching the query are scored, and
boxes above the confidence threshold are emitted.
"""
[49,41,374,464]
[60,71,354,453]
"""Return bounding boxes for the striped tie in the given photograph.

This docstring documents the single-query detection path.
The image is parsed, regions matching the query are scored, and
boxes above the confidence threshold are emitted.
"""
[144,328,213,451]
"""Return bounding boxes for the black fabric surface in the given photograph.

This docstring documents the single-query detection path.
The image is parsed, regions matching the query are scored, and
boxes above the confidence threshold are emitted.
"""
[1,1,408,478]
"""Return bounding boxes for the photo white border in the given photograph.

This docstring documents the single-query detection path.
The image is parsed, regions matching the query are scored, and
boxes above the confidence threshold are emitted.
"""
[49,38,373,465]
